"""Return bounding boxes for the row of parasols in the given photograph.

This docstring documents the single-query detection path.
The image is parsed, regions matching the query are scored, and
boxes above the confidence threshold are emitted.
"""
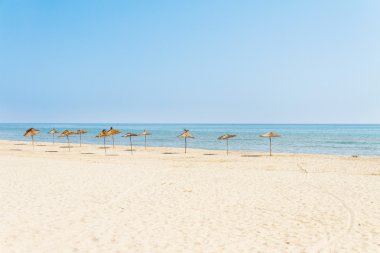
[23,128,281,156]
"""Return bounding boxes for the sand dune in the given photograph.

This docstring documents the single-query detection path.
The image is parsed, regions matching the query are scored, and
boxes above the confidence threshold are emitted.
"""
[0,140,380,252]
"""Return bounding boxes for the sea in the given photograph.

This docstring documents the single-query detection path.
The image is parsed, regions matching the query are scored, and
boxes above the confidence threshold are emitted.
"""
[0,123,379,156]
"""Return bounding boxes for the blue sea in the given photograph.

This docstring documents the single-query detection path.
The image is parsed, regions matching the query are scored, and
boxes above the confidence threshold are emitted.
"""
[0,124,379,156]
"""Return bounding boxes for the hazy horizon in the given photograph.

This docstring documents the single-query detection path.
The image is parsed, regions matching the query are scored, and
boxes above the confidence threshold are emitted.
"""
[1,122,380,125]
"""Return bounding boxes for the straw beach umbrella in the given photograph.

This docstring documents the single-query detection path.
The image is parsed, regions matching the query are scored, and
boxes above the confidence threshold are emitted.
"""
[218,134,236,155]
[260,132,281,156]
[122,133,138,155]
[48,129,59,144]
[139,130,152,150]
[75,129,88,147]
[96,129,111,154]
[59,130,76,152]
[24,128,40,148]
[107,127,122,149]
[178,129,194,154]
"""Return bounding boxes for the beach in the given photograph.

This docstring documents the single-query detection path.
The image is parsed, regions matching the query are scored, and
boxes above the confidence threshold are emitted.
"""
[1,140,380,253]
[2,124,380,156]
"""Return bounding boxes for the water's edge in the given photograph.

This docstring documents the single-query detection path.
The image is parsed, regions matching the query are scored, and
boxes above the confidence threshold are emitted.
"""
[1,124,379,156]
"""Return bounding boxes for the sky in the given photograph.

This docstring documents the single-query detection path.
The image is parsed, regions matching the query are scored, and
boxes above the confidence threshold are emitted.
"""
[0,0,380,123]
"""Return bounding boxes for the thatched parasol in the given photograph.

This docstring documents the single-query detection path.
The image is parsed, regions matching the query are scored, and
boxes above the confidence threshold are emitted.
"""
[122,132,138,155]
[48,129,59,144]
[75,129,88,147]
[107,127,122,149]
[177,129,194,154]
[218,134,237,155]
[96,129,112,154]
[139,130,152,150]
[59,130,76,152]
[260,132,281,156]
[24,128,40,148]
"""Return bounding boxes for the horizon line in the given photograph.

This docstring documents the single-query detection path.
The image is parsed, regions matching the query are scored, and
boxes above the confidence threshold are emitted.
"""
[1,122,380,125]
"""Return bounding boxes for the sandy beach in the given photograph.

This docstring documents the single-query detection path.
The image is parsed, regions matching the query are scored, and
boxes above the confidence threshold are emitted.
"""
[0,140,380,253]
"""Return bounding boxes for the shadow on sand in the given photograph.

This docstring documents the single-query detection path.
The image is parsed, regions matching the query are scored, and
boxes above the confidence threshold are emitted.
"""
[241,154,262,158]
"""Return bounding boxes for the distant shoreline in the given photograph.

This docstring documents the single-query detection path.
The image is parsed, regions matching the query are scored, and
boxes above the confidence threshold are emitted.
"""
[1,123,379,156]
[1,123,380,125]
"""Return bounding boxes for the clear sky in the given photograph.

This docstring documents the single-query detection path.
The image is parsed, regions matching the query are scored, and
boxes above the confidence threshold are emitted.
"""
[0,0,379,123]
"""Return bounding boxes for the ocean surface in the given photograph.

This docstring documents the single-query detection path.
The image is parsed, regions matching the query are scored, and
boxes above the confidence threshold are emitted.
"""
[0,124,379,156]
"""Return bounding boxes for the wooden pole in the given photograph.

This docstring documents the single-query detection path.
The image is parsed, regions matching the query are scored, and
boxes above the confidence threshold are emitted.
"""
[79,133,82,147]
[269,137,272,156]
[112,135,115,149]
[227,138,229,156]
[67,136,71,152]
[104,137,106,154]
[32,135,34,150]
[145,135,147,150]
[130,136,133,155]
[185,137,187,154]
[53,133,55,145]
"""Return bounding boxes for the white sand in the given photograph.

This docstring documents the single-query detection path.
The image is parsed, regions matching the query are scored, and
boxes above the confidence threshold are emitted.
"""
[0,140,380,253]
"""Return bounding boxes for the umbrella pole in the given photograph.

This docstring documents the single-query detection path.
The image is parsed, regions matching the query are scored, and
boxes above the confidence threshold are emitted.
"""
[112,135,115,149]
[227,139,229,156]
[104,137,106,154]
[53,133,55,145]
[269,137,272,156]
[67,136,70,152]
[32,136,34,149]
[145,135,147,151]
[185,137,187,154]
[130,136,133,155]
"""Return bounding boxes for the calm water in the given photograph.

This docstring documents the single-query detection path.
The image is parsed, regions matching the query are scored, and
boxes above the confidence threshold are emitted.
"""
[1,124,379,156]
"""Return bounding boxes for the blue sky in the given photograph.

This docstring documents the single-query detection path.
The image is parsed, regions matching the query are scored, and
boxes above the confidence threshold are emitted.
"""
[0,0,379,123]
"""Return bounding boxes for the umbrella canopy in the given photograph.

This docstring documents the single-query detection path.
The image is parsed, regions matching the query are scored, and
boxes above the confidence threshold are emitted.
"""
[24,128,40,137]
[108,127,122,136]
[139,130,152,150]
[217,134,236,140]
[178,129,194,153]
[107,127,122,148]
[178,129,194,139]
[76,129,88,135]
[96,129,111,138]
[75,129,88,147]
[59,130,76,152]
[122,133,138,138]
[139,130,152,136]
[59,130,76,137]
[48,129,59,144]
[218,134,237,155]
[260,132,281,156]
[122,133,138,155]
[96,129,112,154]
[24,128,40,148]
[48,129,59,135]
[260,132,281,138]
